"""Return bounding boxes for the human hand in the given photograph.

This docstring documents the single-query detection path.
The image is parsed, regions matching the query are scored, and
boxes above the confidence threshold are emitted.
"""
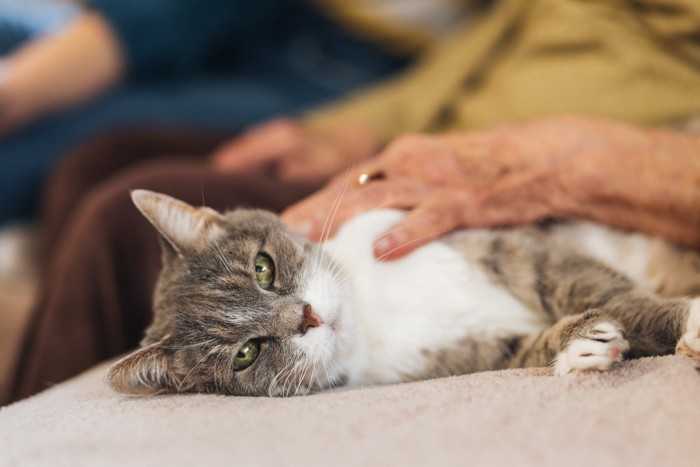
[282,116,660,259]
[0,71,33,135]
[209,118,381,182]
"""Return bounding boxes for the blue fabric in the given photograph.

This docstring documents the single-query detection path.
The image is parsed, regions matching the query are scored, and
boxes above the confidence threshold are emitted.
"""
[0,19,29,54]
[0,79,294,222]
[87,0,289,78]
[0,33,405,223]
[0,0,80,53]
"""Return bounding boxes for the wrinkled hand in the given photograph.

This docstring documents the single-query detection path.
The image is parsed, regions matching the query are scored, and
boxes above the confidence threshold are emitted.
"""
[282,116,658,260]
[209,118,380,182]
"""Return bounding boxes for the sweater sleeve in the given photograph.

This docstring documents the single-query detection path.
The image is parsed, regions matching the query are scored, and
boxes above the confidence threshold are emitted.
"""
[87,0,289,78]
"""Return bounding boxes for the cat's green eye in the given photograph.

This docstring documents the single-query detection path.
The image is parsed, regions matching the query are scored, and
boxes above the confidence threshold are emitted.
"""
[233,339,260,371]
[255,253,275,290]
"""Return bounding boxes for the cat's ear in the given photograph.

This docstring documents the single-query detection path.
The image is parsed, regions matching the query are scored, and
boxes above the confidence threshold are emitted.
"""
[106,339,177,396]
[131,189,225,255]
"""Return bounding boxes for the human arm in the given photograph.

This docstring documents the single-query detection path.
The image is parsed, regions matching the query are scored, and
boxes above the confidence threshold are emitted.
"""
[0,11,124,134]
[281,116,700,259]
[208,0,700,186]
[0,0,288,134]
[209,118,382,183]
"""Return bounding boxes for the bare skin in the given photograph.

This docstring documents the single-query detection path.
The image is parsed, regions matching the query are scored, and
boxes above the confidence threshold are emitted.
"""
[279,116,700,260]
[0,12,124,134]
[210,118,382,182]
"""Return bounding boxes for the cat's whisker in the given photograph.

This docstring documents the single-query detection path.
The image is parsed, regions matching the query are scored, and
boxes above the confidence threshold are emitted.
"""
[293,356,309,396]
[320,194,411,259]
[301,361,313,396]
[323,358,335,388]
[324,194,413,266]
[324,251,348,283]
[212,350,225,393]
[268,360,286,396]
[217,349,235,394]
[375,227,455,262]
[309,356,323,392]
[321,172,352,245]
[267,372,278,397]
[310,248,347,284]
[319,241,355,290]
[201,232,227,273]
[328,268,354,293]
[371,215,436,246]
[307,361,318,394]
[267,373,278,397]
[226,351,238,394]
[297,352,314,396]
[316,360,331,391]
[289,361,304,397]
[316,196,413,289]
[280,369,291,397]
[280,362,294,397]
[177,349,217,392]
[314,170,352,271]
[281,357,302,397]
[160,338,217,351]
[269,358,295,397]
[268,373,282,397]
[202,229,234,276]
[320,359,333,390]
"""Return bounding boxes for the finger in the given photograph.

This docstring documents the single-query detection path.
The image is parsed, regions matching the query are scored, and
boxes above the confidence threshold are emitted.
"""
[281,178,427,241]
[373,196,462,260]
[210,119,301,172]
[277,144,343,182]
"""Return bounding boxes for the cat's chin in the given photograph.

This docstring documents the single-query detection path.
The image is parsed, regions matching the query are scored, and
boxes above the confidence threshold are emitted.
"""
[287,299,360,391]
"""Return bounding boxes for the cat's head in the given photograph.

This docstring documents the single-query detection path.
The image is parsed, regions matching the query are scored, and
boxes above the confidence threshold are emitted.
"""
[106,190,357,397]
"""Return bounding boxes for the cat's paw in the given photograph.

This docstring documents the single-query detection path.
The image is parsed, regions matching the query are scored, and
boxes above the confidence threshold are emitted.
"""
[554,322,629,375]
[676,301,700,366]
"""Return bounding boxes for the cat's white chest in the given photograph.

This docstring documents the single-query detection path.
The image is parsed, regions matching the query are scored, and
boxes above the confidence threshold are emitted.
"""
[322,210,543,385]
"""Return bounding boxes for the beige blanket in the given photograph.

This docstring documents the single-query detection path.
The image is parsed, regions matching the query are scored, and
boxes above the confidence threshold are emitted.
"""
[1,355,698,466]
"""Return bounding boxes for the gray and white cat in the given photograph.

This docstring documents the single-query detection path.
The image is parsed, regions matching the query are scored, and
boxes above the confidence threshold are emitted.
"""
[107,189,700,397]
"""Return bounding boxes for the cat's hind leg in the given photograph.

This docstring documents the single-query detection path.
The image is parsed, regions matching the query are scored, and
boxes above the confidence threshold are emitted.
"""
[509,310,629,374]
[676,299,700,366]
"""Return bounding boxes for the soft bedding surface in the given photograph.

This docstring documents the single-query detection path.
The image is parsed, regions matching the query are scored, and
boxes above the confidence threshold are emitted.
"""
[0,355,698,467]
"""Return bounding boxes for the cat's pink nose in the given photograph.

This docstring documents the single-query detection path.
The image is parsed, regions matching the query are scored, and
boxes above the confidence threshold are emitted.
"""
[301,304,322,335]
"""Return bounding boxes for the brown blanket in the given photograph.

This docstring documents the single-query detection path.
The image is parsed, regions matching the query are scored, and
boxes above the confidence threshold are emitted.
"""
[1,355,698,466]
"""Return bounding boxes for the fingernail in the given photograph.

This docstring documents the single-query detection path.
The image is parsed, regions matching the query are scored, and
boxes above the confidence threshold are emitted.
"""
[374,237,393,258]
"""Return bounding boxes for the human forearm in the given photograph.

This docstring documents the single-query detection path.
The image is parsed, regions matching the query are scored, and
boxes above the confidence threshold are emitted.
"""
[0,12,124,133]
[552,127,700,247]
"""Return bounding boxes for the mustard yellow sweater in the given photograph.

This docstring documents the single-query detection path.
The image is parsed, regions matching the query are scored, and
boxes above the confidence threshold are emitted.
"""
[307,0,700,139]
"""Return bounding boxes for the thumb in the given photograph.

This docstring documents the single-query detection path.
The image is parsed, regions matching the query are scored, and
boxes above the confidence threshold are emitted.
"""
[210,119,302,172]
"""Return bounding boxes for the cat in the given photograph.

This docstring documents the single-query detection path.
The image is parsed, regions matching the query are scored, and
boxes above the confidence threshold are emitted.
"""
[106,189,700,397]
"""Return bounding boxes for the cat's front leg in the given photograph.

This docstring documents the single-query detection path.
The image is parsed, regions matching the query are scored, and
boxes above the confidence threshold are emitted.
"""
[552,311,629,375]
[508,310,629,374]
[676,299,700,366]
